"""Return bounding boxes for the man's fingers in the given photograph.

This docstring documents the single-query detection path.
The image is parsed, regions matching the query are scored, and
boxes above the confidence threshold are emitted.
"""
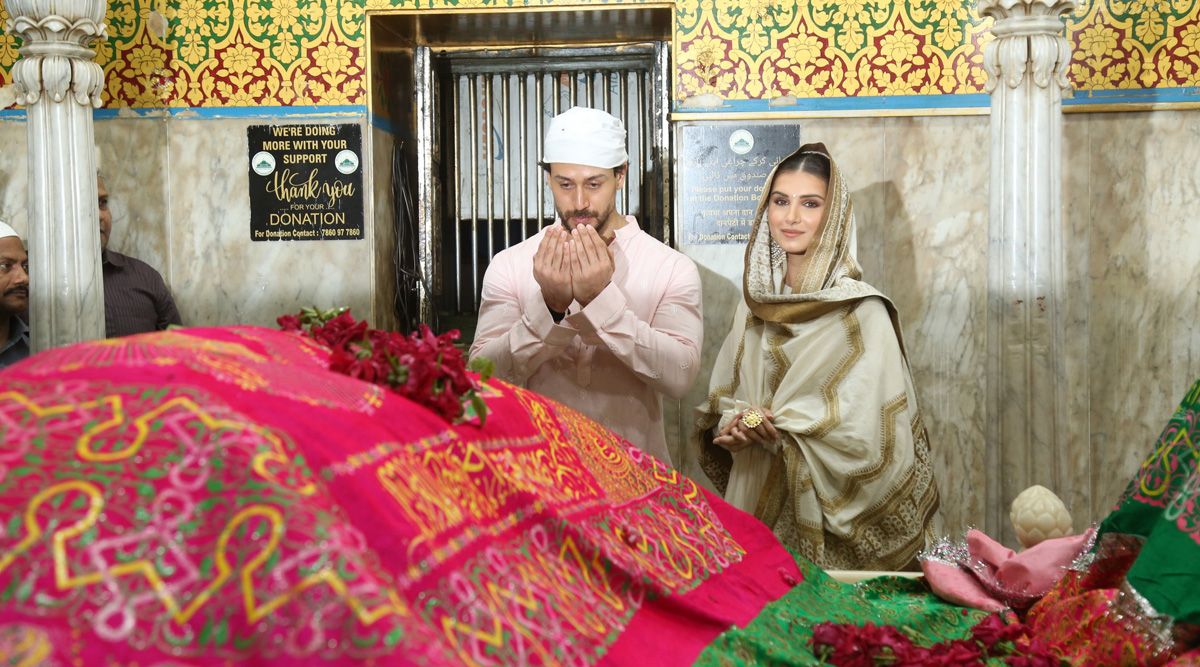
[535,228,557,265]
[569,239,583,274]
[585,225,606,265]
[551,231,566,270]
[574,226,599,265]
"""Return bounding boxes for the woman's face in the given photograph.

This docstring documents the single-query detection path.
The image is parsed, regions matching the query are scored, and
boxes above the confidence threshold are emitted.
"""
[767,169,827,256]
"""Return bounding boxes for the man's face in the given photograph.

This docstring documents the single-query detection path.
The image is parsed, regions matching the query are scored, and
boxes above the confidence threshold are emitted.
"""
[0,237,29,316]
[546,163,625,239]
[98,178,112,251]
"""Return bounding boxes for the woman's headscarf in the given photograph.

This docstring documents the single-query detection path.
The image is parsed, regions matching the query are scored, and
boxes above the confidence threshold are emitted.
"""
[695,143,939,570]
[743,143,879,324]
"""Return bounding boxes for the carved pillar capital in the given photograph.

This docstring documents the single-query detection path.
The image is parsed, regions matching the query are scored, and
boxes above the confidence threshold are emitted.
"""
[8,0,108,350]
[979,0,1077,92]
[5,0,107,106]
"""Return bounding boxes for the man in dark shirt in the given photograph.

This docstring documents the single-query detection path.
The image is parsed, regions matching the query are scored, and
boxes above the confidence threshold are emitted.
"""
[99,176,182,337]
[0,221,30,368]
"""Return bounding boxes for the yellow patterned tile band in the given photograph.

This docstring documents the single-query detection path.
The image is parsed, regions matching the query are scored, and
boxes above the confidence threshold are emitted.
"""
[0,0,1196,109]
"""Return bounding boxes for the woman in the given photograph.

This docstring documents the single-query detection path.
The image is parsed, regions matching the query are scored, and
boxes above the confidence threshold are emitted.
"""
[696,143,939,571]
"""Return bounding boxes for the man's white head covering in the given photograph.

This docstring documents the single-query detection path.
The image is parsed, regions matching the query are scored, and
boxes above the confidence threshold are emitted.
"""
[541,106,628,169]
[0,221,17,240]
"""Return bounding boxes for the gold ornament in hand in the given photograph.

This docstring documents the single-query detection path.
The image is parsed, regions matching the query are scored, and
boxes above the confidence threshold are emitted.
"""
[739,409,764,430]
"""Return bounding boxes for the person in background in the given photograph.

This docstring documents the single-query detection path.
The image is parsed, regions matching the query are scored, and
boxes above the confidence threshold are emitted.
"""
[98,175,182,337]
[0,220,30,368]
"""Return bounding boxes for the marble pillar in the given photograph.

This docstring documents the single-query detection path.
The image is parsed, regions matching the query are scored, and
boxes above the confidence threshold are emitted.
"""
[7,0,107,350]
[979,0,1077,542]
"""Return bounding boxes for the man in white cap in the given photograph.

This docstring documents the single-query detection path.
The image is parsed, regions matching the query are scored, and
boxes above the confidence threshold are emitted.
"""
[0,220,30,368]
[470,106,703,464]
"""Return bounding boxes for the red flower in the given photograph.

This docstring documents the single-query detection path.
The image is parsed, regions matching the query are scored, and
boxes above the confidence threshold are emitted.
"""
[971,614,1026,647]
[924,639,982,665]
[278,308,490,424]
[1005,655,1060,667]
[808,614,1060,667]
[277,313,302,331]
[310,311,369,349]
[810,622,913,666]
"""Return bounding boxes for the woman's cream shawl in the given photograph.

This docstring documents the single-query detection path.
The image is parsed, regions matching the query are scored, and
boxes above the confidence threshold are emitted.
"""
[696,145,939,570]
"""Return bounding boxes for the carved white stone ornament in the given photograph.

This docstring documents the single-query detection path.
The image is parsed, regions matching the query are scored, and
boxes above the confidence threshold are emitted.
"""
[7,0,107,106]
[980,0,1075,92]
[1010,484,1074,548]
[979,0,1078,545]
[6,0,109,350]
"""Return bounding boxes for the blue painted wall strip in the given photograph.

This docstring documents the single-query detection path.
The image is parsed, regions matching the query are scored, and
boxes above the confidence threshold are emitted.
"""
[1063,86,1200,105]
[0,104,397,133]
[0,87,1195,123]
[677,93,991,113]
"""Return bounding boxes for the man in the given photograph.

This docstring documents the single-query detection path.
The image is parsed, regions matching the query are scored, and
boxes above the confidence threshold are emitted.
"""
[0,221,30,368]
[98,175,182,337]
[470,106,703,464]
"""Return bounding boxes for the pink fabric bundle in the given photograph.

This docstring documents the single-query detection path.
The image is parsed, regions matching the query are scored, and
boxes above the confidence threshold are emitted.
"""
[920,528,1096,612]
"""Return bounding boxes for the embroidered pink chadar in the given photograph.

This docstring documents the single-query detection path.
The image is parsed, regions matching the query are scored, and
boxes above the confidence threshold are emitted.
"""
[0,326,799,665]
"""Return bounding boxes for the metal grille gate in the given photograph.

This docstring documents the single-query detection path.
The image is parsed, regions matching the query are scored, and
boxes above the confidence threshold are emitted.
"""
[414,44,671,331]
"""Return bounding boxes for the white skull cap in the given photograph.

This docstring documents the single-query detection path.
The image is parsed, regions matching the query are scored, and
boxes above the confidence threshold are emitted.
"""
[0,221,17,240]
[541,106,629,169]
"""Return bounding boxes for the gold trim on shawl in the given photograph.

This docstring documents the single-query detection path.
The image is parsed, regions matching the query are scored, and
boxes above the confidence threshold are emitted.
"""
[818,392,908,514]
[806,306,862,440]
[764,325,791,405]
[694,143,940,571]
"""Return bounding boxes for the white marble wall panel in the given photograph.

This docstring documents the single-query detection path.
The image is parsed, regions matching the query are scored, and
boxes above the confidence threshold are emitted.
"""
[96,118,171,289]
[1061,114,1094,529]
[164,117,376,329]
[1072,110,1200,521]
[0,121,29,234]
[879,116,990,537]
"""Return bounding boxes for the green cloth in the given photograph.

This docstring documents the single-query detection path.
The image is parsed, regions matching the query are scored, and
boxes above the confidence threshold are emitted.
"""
[695,557,990,666]
[1098,379,1200,623]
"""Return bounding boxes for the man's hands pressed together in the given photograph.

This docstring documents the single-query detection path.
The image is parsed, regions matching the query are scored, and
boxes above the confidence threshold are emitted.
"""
[534,224,615,314]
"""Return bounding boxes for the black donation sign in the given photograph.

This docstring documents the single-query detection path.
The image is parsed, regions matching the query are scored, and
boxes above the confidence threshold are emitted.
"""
[676,123,801,245]
[248,123,364,242]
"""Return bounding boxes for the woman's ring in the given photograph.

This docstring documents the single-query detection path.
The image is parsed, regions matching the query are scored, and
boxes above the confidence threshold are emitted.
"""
[740,409,764,430]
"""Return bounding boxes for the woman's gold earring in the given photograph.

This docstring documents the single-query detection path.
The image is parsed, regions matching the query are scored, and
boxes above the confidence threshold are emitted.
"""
[770,238,785,265]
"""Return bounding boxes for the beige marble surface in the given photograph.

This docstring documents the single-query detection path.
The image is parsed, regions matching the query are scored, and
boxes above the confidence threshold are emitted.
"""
[96,119,171,290]
[1069,110,1200,522]
[1061,114,1095,531]
[876,116,990,536]
[371,126,398,332]
[0,121,29,235]
[164,117,376,328]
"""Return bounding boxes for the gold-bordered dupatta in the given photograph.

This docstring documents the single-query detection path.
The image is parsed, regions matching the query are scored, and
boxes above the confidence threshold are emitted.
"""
[695,143,939,570]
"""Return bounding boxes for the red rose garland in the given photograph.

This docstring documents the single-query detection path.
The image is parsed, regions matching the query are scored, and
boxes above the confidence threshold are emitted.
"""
[809,614,1061,666]
[278,307,492,424]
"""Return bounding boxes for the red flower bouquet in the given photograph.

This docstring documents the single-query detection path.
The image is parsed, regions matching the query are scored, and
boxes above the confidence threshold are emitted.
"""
[810,614,1061,666]
[278,307,492,424]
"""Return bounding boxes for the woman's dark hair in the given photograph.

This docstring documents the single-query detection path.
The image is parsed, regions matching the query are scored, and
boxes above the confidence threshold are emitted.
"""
[774,142,830,183]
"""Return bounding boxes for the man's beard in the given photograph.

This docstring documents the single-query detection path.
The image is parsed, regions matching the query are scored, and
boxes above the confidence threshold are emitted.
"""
[558,207,611,236]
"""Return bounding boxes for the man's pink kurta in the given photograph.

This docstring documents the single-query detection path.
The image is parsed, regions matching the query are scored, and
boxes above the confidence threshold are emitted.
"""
[470,217,703,464]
